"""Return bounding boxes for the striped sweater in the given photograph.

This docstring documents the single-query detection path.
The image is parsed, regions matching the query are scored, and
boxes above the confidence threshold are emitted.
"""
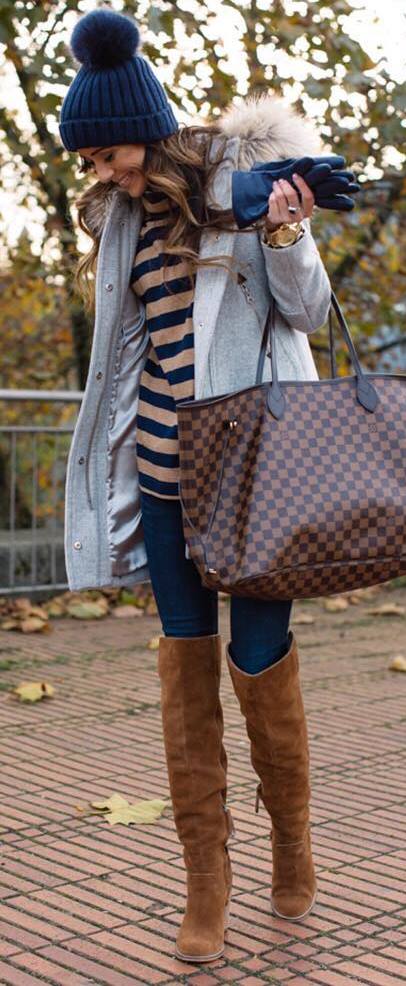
[130,190,195,499]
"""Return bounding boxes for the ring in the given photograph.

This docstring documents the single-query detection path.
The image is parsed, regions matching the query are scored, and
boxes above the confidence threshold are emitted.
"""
[288,205,298,213]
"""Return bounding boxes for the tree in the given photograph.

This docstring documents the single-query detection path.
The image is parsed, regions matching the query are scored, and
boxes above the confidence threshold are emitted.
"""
[0,0,405,388]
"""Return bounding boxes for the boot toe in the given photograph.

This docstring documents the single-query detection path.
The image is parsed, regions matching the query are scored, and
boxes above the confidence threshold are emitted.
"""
[271,887,317,920]
[176,926,225,962]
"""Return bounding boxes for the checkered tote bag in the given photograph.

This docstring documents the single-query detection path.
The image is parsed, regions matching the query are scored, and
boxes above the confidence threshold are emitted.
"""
[177,291,406,600]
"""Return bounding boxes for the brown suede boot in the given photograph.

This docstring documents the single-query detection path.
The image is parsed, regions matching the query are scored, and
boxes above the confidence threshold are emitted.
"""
[158,634,233,962]
[226,630,317,920]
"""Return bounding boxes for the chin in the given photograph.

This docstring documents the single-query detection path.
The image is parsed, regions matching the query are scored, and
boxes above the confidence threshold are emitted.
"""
[127,177,147,198]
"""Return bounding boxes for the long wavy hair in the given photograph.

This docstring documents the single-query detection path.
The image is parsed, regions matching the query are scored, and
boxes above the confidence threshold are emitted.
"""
[73,123,260,312]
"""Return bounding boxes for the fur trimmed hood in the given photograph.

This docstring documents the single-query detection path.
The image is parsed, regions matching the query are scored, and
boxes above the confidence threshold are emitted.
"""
[220,91,326,169]
[83,92,327,236]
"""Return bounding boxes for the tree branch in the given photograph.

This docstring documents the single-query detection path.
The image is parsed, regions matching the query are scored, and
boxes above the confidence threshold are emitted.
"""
[0,109,55,205]
[331,179,405,291]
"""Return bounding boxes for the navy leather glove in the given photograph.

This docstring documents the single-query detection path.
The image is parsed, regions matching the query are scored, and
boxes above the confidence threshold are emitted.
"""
[232,155,360,228]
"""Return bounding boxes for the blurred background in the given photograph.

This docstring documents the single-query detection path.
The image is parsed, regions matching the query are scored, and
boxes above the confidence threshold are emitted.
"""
[0,0,405,598]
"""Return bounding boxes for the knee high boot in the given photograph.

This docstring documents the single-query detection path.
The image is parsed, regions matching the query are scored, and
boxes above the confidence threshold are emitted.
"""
[158,634,233,962]
[226,629,317,920]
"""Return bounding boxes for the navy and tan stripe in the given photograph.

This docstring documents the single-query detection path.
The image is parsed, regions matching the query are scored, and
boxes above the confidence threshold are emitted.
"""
[130,190,195,499]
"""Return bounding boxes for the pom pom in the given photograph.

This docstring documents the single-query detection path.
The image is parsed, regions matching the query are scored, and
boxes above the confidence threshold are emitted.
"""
[70,9,140,70]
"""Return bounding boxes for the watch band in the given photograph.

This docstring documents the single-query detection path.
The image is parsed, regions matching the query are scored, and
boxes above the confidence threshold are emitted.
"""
[262,221,304,248]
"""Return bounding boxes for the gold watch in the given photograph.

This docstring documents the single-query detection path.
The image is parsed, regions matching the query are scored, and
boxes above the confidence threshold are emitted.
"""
[263,221,304,248]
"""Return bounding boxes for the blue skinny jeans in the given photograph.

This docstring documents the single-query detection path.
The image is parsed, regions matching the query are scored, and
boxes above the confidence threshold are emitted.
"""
[140,490,293,674]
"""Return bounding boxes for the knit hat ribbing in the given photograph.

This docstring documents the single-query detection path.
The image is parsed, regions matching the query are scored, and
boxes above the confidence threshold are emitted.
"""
[59,8,179,151]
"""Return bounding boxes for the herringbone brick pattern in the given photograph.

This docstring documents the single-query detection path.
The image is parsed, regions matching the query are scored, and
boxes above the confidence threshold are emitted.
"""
[0,586,405,984]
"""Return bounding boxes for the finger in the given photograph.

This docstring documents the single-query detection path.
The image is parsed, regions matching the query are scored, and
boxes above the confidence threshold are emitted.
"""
[276,178,303,218]
[267,189,284,224]
[292,174,315,217]
[273,179,304,222]
[272,181,292,223]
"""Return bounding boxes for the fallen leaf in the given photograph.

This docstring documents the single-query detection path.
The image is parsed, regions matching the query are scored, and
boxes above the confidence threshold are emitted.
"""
[145,599,158,616]
[1,619,19,631]
[118,590,141,607]
[20,617,49,633]
[105,799,168,826]
[148,636,160,650]
[291,612,315,625]
[66,601,107,620]
[92,793,130,812]
[370,603,405,617]
[389,655,406,672]
[14,598,33,613]
[345,585,380,602]
[43,599,67,618]
[91,793,168,826]
[27,606,48,620]
[323,596,349,612]
[13,681,55,702]
[113,605,143,619]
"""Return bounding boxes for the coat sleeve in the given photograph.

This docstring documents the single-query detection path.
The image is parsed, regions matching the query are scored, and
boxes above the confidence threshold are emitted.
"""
[259,218,332,334]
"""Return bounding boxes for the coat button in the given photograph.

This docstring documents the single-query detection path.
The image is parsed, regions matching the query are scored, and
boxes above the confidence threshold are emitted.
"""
[73,540,82,550]
[96,371,103,380]
[78,456,85,464]
[105,283,114,291]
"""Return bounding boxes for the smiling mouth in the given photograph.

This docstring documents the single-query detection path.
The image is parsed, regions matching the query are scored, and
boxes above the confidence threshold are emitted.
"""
[118,173,134,187]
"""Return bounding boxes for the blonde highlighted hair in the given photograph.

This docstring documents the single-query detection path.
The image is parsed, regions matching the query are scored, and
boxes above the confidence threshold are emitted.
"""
[73,123,259,312]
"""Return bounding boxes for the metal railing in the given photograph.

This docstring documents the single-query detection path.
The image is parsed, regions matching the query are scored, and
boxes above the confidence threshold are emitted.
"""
[0,390,82,595]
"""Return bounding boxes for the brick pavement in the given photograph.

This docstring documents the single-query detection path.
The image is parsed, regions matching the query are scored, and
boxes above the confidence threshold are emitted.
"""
[0,585,405,985]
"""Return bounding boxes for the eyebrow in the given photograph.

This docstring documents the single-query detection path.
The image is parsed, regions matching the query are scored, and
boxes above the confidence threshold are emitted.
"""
[81,147,111,161]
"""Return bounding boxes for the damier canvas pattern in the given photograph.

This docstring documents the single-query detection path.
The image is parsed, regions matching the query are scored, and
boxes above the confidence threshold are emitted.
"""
[177,374,406,600]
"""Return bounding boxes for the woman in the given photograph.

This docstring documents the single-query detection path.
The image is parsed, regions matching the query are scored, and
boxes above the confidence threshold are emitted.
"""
[59,7,332,964]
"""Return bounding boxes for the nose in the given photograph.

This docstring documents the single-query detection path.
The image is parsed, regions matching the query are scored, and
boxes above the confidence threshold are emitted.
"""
[95,163,115,183]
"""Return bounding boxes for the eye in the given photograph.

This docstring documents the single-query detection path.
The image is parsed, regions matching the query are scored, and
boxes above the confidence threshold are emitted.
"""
[104,153,114,162]
[79,157,94,174]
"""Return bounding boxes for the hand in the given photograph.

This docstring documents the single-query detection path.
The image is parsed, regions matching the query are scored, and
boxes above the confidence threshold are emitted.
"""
[265,173,315,232]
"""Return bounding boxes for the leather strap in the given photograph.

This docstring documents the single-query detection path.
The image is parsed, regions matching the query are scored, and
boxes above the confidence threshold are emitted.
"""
[255,290,379,418]
[257,294,338,385]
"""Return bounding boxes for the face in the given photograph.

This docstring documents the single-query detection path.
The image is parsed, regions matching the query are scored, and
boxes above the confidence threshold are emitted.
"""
[77,143,147,197]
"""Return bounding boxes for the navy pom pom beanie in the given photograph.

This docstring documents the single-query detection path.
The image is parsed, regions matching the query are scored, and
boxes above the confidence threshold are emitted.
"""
[59,7,179,151]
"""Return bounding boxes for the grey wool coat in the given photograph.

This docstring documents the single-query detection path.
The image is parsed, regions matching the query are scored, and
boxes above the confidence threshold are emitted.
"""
[64,93,332,590]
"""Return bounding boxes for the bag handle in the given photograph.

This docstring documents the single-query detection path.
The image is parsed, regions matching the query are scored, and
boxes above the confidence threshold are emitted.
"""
[256,295,339,384]
[256,290,379,419]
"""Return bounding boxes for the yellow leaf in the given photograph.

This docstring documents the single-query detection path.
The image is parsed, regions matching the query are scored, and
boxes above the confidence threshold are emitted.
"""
[43,599,66,618]
[291,612,315,625]
[66,601,107,619]
[91,793,130,812]
[389,655,406,672]
[370,604,405,617]
[105,799,168,827]
[91,793,168,826]
[14,598,32,613]
[21,617,49,633]
[113,605,143,619]
[148,636,160,650]
[14,681,55,702]
[323,596,349,612]
[145,599,158,615]
[28,606,49,620]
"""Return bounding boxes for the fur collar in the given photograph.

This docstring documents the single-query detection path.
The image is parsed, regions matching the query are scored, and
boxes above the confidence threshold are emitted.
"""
[83,92,326,237]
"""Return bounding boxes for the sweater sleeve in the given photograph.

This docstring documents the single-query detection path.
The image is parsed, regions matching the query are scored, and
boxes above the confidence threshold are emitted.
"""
[260,218,332,334]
